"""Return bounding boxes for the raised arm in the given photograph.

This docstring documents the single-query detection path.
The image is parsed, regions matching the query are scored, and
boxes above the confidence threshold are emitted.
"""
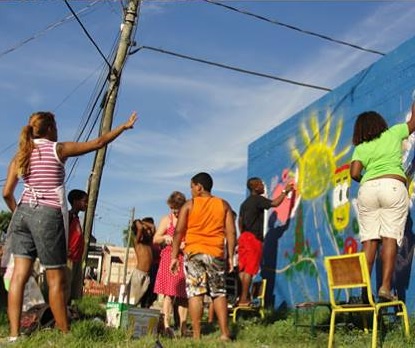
[407,102,415,134]
[133,220,144,245]
[153,215,170,245]
[57,111,137,161]
[270,181,294,207]
[2,157,19,212]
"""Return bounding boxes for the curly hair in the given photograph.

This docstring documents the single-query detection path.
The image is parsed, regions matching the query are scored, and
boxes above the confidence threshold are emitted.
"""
[352,111,388,146]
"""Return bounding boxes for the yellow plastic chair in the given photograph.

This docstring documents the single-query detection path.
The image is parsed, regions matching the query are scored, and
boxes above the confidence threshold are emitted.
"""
[324,252,410,348]
[229,278,267,323]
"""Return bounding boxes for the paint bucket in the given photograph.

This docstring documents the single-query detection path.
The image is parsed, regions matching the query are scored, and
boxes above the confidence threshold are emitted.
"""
[127,308,160,338]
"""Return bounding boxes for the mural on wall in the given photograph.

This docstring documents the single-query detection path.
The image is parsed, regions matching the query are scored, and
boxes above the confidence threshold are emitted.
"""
[250,36,415,312]
[263,113,357,305]
[332,164,351,231]
[291,114,350,201]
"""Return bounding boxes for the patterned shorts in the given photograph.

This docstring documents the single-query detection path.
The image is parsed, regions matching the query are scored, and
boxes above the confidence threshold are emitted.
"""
[184,253,226,298]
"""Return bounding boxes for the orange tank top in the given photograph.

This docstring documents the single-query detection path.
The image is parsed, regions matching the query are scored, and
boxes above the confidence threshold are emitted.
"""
[185,196,226,258]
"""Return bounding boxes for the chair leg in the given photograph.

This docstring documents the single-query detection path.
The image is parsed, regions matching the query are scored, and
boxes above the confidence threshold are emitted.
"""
[328,310,336,348]
[401,304,410,338]
[232,308,238,324]
[362,312,369,334]
[371,312,378,348]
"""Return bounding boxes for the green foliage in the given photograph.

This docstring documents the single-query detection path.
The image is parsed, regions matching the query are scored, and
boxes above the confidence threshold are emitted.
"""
[0,310,8,338]
[122,228,134,248]
[73,295,107,319]
[1,299,414,347]
[0,210,12,238]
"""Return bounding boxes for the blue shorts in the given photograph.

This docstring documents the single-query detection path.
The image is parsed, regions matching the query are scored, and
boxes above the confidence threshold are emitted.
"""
[9,203,67,269]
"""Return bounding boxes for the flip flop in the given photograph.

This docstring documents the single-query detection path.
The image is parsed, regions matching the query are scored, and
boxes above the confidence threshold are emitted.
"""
[378,288,398,302]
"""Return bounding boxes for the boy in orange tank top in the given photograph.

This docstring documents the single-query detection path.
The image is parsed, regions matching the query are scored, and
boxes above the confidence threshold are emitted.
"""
[170,172,236,341]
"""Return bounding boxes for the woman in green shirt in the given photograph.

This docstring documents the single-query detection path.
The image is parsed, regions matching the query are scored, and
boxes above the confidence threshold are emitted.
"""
[350,102,415,301]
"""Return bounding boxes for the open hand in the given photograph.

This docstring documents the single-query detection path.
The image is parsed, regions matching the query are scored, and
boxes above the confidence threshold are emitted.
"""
[124,111,138,129]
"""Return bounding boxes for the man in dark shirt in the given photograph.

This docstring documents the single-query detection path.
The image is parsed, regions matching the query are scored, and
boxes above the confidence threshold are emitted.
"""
[238,177,293,306]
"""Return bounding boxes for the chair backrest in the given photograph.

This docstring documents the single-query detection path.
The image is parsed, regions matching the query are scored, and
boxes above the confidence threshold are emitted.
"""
[324,252,374,306]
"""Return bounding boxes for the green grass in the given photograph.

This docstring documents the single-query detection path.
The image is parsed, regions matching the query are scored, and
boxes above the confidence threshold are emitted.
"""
[0,297,414,347]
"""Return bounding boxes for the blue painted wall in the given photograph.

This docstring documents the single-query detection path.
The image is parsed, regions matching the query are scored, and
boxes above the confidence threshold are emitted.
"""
[248,36,415,312]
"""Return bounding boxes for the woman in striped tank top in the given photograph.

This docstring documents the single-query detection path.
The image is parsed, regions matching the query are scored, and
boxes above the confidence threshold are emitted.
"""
[3,111,137,341]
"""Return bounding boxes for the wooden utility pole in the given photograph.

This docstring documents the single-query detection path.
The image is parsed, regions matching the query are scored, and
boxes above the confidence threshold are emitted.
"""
[82,0,141,263]
[122,207,135,285]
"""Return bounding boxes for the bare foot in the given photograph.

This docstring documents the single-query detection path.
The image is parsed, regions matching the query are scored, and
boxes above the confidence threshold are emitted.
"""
[220,335,231,342]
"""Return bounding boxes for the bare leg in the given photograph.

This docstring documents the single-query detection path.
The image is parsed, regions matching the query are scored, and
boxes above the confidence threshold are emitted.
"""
[162,295,173,329]
[8,257,33,337]
[238,271,252,304]
[188,295,204,339]
[362,240,379,275]
[212,295,230,341]
[208,301,215,323]
[178,303,188,336]
[380,237,397,292]
[46,268,69,333]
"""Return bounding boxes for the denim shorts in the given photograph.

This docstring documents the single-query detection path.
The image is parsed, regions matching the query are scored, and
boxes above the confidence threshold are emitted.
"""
[357,178,409,247]
[9,203,67,268]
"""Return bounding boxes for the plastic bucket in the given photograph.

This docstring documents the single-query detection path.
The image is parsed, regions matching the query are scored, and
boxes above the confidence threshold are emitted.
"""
[127,308,160,338]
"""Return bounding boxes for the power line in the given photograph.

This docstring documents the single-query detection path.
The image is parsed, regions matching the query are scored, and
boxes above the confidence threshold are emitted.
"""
[0,0,100,59]
[63,0,113,69]
[0,142,17,157]
[203,0,385,56]
[130,45,332,92]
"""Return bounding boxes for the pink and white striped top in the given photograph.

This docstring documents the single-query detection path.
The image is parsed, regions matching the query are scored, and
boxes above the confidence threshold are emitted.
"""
[20,139,65,209]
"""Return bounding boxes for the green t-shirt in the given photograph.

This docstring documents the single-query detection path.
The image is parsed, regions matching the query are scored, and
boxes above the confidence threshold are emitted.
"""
[351,123,409,183]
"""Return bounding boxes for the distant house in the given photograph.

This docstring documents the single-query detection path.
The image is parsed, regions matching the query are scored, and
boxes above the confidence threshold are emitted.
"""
[83,243,137,297]
[100,245,137,285]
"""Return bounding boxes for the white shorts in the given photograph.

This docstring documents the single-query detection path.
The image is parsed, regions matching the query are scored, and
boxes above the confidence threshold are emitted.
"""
[127,268,150,306]
[357,178,409,247]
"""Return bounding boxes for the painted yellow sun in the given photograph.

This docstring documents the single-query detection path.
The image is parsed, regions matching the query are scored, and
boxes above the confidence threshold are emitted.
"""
[291,112,350,201]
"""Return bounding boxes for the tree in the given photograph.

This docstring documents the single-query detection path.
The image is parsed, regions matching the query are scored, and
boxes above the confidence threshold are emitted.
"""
[122,227,133,247]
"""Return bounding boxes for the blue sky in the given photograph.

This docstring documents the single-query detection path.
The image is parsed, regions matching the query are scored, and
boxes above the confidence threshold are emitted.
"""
[1,0,415,246]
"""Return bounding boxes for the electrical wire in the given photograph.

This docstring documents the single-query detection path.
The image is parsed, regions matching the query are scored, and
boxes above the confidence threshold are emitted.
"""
[63,25,122,184]
[63,0,113,69]
[0,0,101,59]
[130,45,332,91]
[203,0,385,56]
